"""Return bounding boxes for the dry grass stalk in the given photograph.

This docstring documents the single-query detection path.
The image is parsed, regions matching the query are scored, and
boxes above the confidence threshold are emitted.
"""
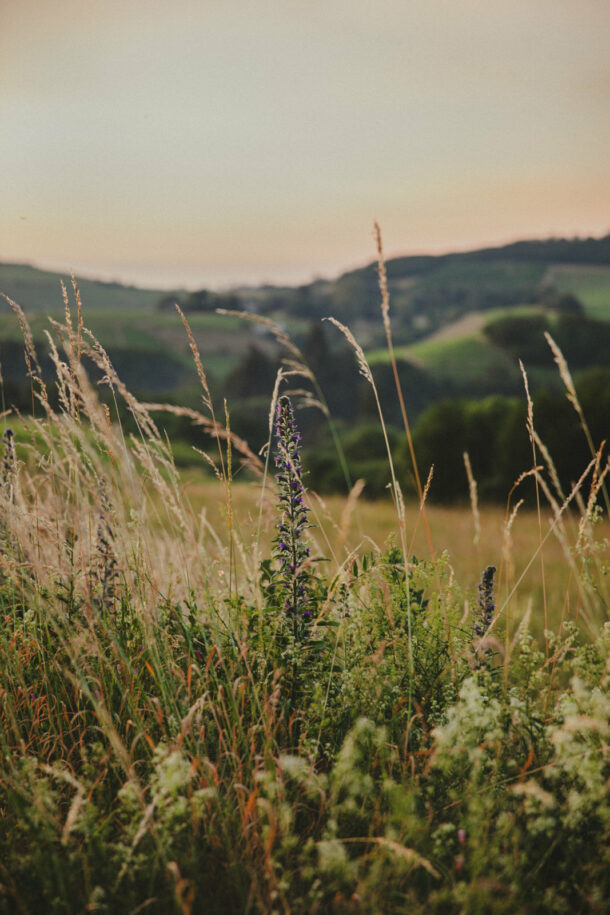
[60,279,84,419]
[280,359,315,383]
[574,488,587,517]
[192,447,222,479]
[374,224,437,575]
[266,369,286,442]
[533,429,565,504]
[395,479,406,529]
[2,294,42,379]
[501,498,524,583]
[532,470,572,564]
[44,330,72,417]
[74,361,121,453]
[216,308,303,362]
[463,451,480,546]
[0,325,233,620]
[519,359,549,648]
[492,456,599,637]
[219,308,353,511]
[283,386,327,416]
[80,326,162,444]
[545,331,610,517]
[501,496,523,680]
[419,465,434,511]
[174,307,237,568]
[323,317,402,530]
[324,311,414,702]
[142,402,264,477]
[175,304,213,412]
[61,280,74,354]
[323,317,373,384]
[374,221,391,340]
[506,465,543,506]
[338,478,366,547]
[576,446,609,552]
[71,274,84,364]
[129,435,188,535]
[544,332,579,412]
[341,836,440,879]
[407,464,436,559]
[519,360,535,442]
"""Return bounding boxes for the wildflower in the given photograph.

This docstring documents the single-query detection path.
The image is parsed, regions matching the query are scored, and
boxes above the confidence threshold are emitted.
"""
[474,565,496,668]
[273,396,313,622]
[475,565,496,638]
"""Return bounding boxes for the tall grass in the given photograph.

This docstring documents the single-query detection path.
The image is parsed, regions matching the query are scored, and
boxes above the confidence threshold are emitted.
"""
[0,278,608,914]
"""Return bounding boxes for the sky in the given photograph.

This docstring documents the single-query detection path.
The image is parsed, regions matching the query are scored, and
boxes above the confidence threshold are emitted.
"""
[1,0,609,290]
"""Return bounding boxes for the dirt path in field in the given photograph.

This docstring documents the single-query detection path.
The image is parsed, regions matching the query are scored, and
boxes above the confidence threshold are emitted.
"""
[422,311,488,343]
[422,304,545,345]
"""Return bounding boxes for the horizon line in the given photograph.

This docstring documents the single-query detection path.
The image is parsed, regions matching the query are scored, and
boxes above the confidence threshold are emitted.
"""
[3,228,609,294]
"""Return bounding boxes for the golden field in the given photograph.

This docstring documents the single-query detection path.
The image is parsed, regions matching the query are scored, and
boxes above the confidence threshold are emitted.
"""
[182,475,610,638]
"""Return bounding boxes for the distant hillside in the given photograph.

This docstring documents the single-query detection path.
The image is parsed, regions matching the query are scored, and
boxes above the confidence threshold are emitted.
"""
[2,233,609,327]
[1,235,609,497]
[0,262,182,313]
[232,233,610,341]
[1,233,608,402]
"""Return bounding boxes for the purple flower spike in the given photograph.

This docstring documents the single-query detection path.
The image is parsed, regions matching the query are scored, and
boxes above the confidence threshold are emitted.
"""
[474,565,497,669]
[272,395,314,626]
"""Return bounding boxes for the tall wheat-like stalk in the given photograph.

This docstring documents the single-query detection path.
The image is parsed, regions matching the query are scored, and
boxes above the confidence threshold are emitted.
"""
[545,330,610,517]
[374,224,438,567]
[216,307,357,502]
[519,360,550,655]
[322,314,419,729]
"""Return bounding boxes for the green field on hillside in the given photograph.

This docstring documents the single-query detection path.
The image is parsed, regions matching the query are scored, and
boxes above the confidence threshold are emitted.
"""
[0,262,170,312]
[546,264,610,319]
[368,305,546,361]
[367,307,547,391]
[407,336,517,384]
[0,307,259,388]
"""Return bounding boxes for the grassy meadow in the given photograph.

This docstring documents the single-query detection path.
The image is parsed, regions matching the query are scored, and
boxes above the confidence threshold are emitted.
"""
[0,282,609,914]
[180,477,608,636]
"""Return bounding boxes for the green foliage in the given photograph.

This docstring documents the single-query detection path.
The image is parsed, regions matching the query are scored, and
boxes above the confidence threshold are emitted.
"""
[549,264,610,320]
[305,423,406,499]
[484,311,610,369]
[1,295,609,914]
[405,369,610,503]
[2,480,609,914]
[3,235,610,498]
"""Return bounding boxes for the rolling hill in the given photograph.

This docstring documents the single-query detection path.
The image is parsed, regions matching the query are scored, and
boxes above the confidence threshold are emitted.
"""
[1,232,609,403]
[2,234,609,499]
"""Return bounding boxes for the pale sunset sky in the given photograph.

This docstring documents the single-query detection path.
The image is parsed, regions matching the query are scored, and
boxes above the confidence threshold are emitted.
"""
[1,0,609,289]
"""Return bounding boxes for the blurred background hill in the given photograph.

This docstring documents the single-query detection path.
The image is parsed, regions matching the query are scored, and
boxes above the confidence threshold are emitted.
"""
[2,231,609,502]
